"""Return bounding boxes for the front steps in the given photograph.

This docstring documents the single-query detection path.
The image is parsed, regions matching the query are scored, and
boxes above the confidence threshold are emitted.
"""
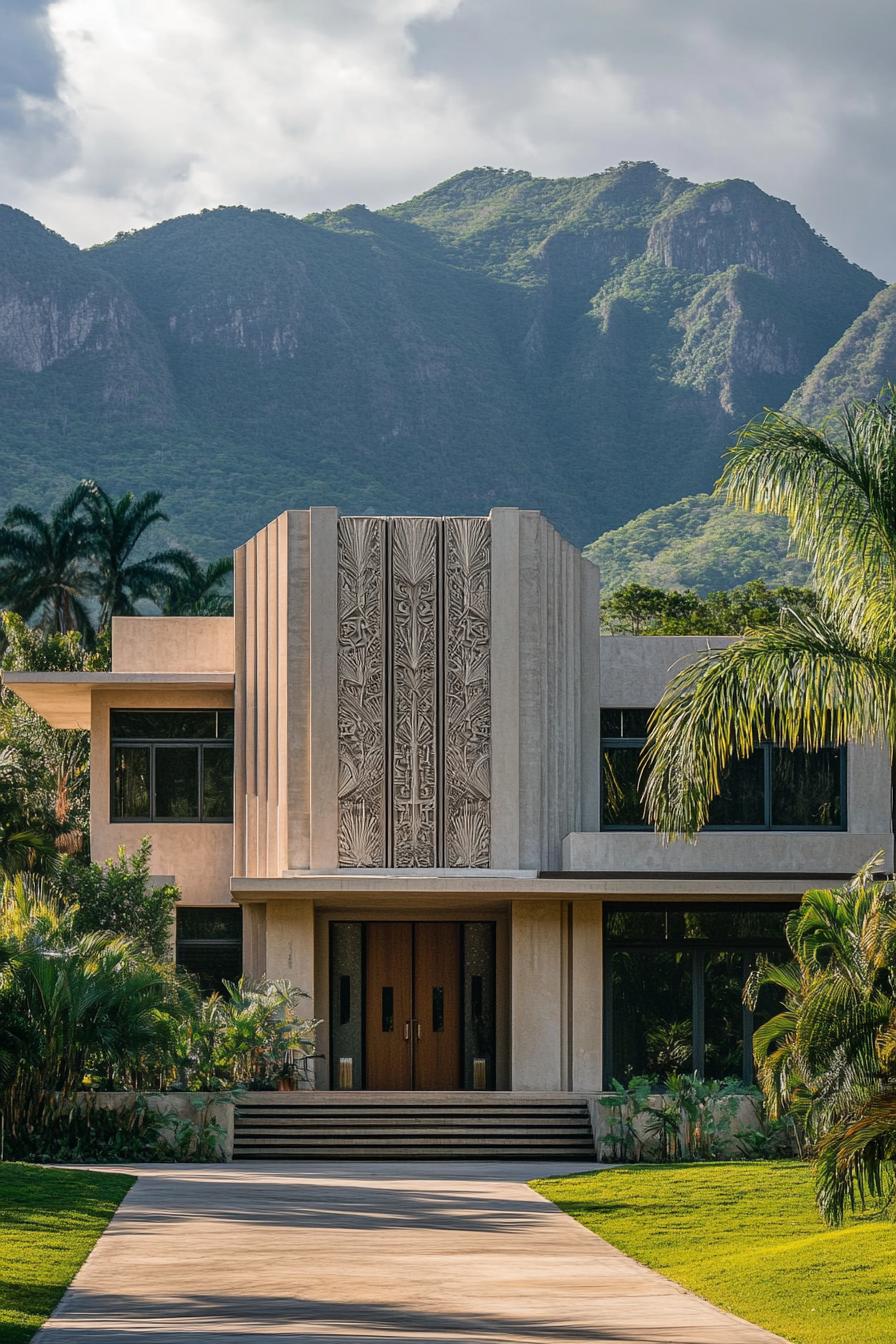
[233,1092,596,1161]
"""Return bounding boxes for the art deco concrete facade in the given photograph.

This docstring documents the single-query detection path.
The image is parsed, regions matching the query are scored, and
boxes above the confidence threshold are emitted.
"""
[7,507,893,1094]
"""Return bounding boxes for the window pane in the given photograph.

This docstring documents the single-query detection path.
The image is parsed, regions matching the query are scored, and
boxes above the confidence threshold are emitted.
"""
[112,745,150,818]
[177,908,241,941]
[154,746,199,818]
[600,708,623,738]
[681,907,792,945]
[602,747,646,826]
[112,710,218,740]
[621,708,651,738]
[707,751,765,826]
[605,909,668,942]
[772,747,842,827]
[202,746,233,819]
[601,708,652,739]
[608,948,692,1084]
[215,710,234,739]
[704,950,747,1080]
[176,941,242,995]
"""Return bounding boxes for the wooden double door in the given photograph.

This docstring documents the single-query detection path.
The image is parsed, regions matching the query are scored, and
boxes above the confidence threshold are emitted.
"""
[365,922,462,1090]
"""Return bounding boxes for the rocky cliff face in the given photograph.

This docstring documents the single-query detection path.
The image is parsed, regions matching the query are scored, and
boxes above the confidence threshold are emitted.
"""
[0,166,884,555]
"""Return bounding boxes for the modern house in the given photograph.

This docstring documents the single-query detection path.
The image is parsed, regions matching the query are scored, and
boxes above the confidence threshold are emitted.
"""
[7,507,892,1103]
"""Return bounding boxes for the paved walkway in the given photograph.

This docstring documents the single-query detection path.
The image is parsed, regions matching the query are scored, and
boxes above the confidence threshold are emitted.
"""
[37,1162,786,1343]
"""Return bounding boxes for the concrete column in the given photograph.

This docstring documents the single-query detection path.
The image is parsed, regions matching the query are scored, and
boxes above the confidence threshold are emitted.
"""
[242,903,267,980]
[308,507,340,870]
[579,555,601,834]
[571,899,602,1091]
[489,507,521,868]
[265,899,316,997]
[511,901,565,1090]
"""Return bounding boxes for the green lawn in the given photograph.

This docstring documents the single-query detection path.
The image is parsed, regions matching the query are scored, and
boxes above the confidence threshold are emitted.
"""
[532,1161,896,1344]
[0,1163,134,1344]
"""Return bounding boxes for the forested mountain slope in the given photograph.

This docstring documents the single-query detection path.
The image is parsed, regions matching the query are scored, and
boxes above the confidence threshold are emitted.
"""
[0,164,883,555]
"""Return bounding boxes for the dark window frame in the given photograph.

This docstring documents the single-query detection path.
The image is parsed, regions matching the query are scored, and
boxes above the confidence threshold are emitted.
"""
[602,901,795,1087]
[600,709,847,832]
[175,907,242,995]
[110,710,234,824]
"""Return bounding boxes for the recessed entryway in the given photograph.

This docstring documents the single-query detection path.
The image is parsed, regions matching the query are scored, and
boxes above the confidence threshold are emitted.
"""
[329,920,497,1090]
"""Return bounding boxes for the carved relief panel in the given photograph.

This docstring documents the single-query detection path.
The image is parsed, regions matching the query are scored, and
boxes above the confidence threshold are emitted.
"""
[391,517,439,867]
[444,517,491,867]
[336,517,386,866]
[336,514,491,868]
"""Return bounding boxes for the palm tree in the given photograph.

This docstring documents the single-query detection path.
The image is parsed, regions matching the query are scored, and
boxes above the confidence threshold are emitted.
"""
[80,481,186,628]
[155,553,234,616]
[747,862,896,1225]
[0,485,94,634]
[642,386,896,835]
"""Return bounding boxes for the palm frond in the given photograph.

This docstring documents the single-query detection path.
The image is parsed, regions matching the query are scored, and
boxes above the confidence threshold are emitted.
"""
[642,611,896,835]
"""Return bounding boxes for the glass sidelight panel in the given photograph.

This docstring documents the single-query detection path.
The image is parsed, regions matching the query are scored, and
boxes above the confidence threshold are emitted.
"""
[463,922,496,1089]
[329,923,363,1088]
[382,987,395,1032]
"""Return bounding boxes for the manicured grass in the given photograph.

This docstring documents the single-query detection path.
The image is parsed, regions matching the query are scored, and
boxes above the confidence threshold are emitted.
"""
[532,1161,896,1344]
[0,1163,134,1344]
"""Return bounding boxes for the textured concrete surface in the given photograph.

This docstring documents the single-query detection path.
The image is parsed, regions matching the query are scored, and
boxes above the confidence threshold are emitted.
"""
[36,1161,787,1343]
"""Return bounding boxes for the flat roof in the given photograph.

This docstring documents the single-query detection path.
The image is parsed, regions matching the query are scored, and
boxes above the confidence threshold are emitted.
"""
[2,671,235,728]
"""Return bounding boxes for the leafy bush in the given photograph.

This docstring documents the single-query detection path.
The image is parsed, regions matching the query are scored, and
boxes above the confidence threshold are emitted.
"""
[596,1072,766,1163]
[0,879,317,1160]
[0,876,194,1152]
[176,978,318,1091]
[59,839,180,960]
[5,1094,227,1164]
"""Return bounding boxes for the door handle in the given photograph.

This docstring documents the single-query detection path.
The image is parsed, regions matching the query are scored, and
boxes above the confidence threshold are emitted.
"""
[417,1022,422,1040]
[403,1021,410,1040]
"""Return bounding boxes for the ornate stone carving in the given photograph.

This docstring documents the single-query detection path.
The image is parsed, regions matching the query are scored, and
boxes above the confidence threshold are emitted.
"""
[444,517,491,866]
[391,517,438,867]
[337,517,386,866]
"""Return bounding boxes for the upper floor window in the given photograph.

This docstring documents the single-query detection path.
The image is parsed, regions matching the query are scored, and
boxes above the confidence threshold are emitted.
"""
[111,710,234,823]
[601,707,845,831]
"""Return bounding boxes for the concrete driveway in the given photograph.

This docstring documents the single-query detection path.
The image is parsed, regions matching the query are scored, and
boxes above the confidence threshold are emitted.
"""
[36,1161,786,1343]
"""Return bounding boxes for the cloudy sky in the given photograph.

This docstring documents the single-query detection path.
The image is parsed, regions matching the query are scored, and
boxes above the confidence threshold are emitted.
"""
[2,0,893,277]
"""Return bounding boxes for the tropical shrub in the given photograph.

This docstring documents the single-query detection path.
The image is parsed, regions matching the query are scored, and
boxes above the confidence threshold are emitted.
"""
[176,978,318,1091]
[0,876,195,1152]
[595,1072,761,1163]
[747,862,896,1224]
[8,1093,228,1164]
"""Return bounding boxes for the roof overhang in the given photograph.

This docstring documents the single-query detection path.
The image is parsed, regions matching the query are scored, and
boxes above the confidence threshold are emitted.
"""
[230,871,822,902]
[2,672,235,729]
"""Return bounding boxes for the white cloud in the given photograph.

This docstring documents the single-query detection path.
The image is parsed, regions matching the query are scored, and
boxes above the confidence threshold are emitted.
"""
[0,0,893,277]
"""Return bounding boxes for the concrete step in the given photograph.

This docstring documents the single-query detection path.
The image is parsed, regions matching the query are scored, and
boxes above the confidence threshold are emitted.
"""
[233,1095,596,1160]
[234,1149,596,1160]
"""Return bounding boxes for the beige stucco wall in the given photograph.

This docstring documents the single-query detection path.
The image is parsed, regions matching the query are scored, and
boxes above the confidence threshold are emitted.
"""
[90,685,234,906]
[111,617,235,673]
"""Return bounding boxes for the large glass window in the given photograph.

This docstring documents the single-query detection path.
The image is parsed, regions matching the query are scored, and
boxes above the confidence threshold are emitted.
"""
[603,903,793,1086]
[111,710,234,822]
[600,707,845,830]
[176,907,242,994]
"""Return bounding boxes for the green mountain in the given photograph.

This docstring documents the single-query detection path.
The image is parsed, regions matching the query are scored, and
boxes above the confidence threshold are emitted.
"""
[584,492,809,593]
[786,284,896,423]
[0,164,883,556]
